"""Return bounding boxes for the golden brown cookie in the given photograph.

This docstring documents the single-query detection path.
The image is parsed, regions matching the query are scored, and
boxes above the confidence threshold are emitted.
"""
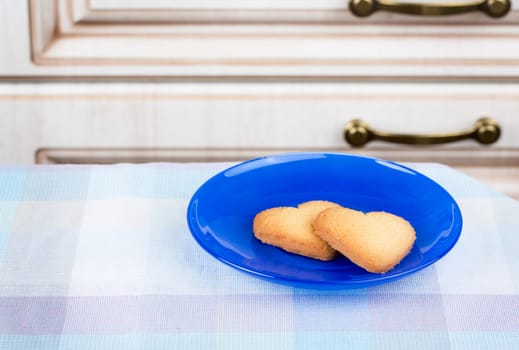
[314,207,416,273]
[252,200,341,261]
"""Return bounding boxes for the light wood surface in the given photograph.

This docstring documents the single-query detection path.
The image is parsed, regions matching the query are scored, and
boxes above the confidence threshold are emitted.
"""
[2,0,519,78]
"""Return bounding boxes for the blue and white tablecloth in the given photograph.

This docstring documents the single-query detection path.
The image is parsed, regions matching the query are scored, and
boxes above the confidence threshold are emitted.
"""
[0,162,517,349]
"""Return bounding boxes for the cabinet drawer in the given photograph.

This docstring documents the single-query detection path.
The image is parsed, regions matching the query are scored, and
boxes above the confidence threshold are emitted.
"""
[3,82,518,151]
[1,0,517,79]
[2,82,518,153]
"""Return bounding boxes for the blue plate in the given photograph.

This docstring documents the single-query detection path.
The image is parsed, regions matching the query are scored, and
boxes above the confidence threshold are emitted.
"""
[187,153,462,289]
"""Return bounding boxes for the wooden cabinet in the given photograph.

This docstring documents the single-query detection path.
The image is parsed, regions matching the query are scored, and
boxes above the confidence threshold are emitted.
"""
[0,0,518,197]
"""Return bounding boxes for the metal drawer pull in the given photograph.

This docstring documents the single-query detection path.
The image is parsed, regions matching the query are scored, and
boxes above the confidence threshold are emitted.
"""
[349,0,511,18]
[344,117,501,147]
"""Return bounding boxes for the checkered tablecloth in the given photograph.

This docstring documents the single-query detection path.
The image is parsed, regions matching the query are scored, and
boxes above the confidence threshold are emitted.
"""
[0,162,517,350]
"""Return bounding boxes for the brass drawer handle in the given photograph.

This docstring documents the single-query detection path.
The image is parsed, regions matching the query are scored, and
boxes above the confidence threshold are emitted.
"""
[344,117,501,147]
[349,0,511,17]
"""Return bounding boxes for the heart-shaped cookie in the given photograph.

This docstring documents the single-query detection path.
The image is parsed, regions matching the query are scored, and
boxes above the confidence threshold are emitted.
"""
[253,200,340,261]
[314,207,416,273]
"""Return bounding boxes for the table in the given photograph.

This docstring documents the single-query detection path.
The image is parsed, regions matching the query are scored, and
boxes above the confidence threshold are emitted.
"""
[0,162,517,349]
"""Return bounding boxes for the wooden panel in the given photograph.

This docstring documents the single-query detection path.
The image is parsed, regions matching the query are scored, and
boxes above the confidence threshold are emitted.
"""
[1,82,519,162]
[0,0,511,79]
[89,0,346,10]
[0,0,34,76]
[81,0,519,23]
[2,0,519,79]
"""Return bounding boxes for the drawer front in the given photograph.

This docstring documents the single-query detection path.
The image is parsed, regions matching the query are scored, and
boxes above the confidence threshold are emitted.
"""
[1,82,518,159]
[1,0,519,79]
